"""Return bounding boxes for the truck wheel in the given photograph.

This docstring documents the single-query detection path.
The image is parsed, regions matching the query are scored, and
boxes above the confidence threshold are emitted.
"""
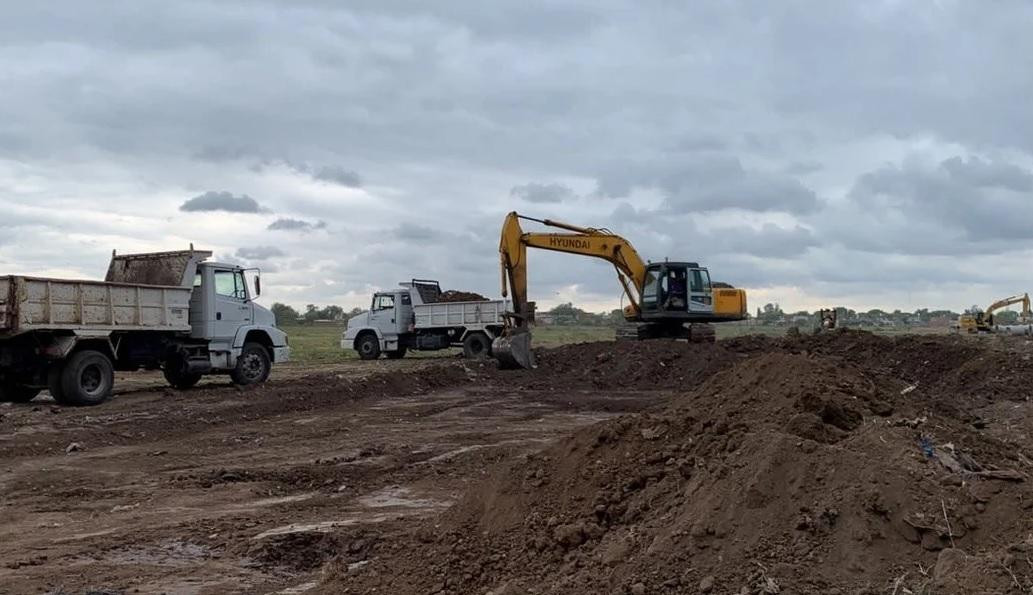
[231,342,271,386]
[48,364,68,404]
[0,383,41,403]
[462,332,491,359]
[60,350,114,406]
[163,357,202,390]
[385,347,407,359]
[356,333,381,360]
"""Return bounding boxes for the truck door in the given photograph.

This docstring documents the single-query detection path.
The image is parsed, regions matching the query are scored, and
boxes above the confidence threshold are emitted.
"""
[369,293,398,338]
[211,268,252,342]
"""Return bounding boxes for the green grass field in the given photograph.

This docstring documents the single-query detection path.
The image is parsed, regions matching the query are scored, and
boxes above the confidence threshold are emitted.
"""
[281,323,947,365]
[280,323,617,364]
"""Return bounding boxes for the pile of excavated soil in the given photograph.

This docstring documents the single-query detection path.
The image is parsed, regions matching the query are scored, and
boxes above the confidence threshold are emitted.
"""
[319,331,1033,594]
[438,290,490,302]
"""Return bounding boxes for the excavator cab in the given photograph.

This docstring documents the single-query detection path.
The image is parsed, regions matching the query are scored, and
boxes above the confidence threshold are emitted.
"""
[639,262,714,319]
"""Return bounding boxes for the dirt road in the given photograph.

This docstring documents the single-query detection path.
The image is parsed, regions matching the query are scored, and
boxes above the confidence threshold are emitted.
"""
[0,357,665,594]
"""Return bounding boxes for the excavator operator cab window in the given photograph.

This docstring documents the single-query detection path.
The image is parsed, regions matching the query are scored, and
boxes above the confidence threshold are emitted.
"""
[641,269,660,310]
[689,268,712,306]
[643,264,693,313]
[662,268,688,311]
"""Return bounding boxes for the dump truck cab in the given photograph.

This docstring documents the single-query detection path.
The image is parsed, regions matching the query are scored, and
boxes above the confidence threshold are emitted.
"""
[188,261,288,367]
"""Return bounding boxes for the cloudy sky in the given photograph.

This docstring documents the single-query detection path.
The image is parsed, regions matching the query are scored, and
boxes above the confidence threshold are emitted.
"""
[2,1,1032,313]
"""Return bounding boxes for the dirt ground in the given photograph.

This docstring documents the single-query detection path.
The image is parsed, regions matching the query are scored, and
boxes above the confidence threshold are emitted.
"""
[0,355,665,594]
[2,331,1033,594]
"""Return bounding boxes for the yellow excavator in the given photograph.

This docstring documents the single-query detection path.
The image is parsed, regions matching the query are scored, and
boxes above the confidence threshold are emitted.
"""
[957,293,1032,333]
[492,212,748,368]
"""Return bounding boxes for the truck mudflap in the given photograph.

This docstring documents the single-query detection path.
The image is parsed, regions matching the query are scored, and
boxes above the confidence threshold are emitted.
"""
[492,329,535,370]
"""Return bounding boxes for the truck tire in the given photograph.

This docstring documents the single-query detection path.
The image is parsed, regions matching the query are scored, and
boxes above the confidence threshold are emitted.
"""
[356,333,381,360]
[60,350,114,406]
[0,383,41,403]
[462,332,491,359]
[163,357,202,390]
[385,346,407,359]
[48,364,68,405]
[231,342,271,386]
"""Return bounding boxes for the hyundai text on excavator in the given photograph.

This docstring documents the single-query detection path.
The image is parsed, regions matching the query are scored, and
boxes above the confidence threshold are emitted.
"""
[957,293,1032,334]
[492,212,748,368]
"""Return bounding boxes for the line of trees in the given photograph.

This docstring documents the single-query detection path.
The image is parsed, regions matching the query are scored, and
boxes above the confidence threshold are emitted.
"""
[271,303,364,325]
[272,300,1012,328]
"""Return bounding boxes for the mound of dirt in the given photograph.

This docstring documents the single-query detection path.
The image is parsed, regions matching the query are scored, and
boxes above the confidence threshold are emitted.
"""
[498,336,780,392]
[319,331,1033,594]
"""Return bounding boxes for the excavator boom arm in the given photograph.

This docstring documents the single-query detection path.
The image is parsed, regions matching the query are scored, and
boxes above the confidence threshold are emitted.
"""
[985,293,1032,319]
[499,212,649,323]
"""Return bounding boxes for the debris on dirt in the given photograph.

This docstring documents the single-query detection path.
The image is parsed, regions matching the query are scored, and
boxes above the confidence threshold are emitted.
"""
[246,531,346,572]
[65,442,84,454]
[891,415,927,428]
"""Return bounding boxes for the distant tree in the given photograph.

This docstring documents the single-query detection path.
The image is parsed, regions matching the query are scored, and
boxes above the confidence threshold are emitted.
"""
[608,309,625,325]
[966,305,983,314]
[304,304,320,322]
[271,303,301,324]
[548,302,582,324]
[995,310,1019,324]
[322,305,345,320]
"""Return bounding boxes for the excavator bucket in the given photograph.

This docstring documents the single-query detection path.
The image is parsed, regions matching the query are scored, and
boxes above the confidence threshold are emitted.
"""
[492,330,536,369]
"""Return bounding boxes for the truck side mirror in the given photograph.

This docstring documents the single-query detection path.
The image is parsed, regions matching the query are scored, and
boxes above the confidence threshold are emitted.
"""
[254,276,262,297]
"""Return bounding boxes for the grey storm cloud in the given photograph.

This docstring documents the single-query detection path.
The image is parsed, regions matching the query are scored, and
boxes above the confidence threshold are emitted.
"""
[267,218,328,232]
[180,191,263,213]
[596,156,820,215]
[252,160,362,188]
[394,223,437,240]
[236,246,286,260]
[849,155,1033,242]
[309,165,362,188]
[812,154,1033,259]
[510,182,574,204]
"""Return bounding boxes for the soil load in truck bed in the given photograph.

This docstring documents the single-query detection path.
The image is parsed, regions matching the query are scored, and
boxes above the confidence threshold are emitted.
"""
[437,290,490,303]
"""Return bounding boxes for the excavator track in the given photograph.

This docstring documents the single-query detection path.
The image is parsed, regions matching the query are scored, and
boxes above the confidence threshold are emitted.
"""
[615,322,715,343]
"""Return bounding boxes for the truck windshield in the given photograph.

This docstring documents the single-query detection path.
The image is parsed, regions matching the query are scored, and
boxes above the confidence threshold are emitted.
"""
[373,295,395,310]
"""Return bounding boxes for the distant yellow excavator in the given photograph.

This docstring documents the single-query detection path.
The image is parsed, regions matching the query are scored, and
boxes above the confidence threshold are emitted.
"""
[492,212,748,368]
[957,293,1032,333]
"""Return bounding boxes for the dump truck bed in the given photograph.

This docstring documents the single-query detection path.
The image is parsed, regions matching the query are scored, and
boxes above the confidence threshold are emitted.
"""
[0,275,192,337]
[413,300,507,329]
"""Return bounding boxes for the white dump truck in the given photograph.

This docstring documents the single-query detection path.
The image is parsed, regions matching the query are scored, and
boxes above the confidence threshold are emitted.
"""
[0,249,289,406]
[342,280,507,359]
